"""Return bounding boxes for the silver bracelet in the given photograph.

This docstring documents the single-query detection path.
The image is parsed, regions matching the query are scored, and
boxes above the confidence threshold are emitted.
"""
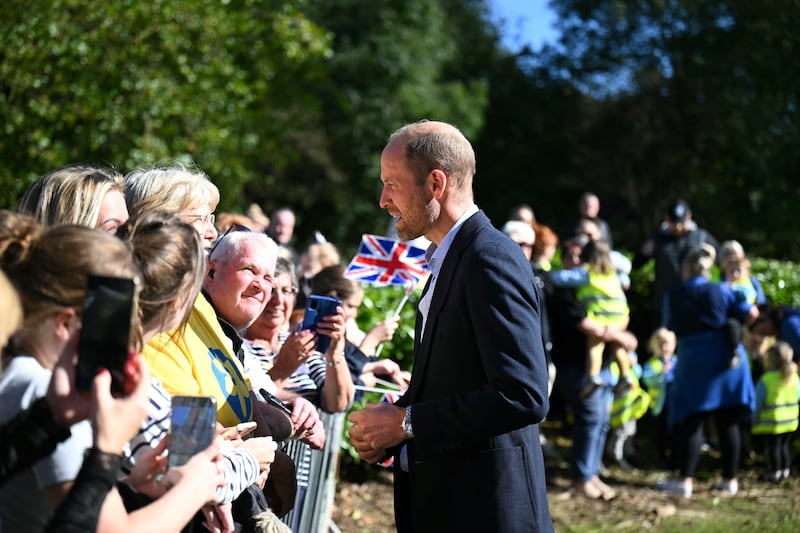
[326,354,345,367]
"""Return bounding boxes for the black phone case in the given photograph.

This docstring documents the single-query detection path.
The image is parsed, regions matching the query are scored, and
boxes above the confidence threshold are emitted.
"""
[260,388,293,415]
[76,275,138,395]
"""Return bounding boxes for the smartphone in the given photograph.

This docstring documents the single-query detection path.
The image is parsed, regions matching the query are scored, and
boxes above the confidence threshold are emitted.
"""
[299,294,341,353]
[221,421,258,439]
[168,395,217,468]
[259,388,293,416]
[76,275,139,396]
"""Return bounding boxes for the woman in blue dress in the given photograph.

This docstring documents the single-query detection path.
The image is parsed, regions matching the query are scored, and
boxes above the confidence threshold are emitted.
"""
[656,244,758,498]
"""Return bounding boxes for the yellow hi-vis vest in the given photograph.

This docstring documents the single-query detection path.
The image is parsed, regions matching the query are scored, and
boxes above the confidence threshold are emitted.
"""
[642,357,668,416]
[609,364,650,429]
[752,371,800,435]
[576,269,629,327]
[610,386,650,429]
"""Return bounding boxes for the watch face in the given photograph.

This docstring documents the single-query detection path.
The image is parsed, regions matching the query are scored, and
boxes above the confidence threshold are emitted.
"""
[403,407,413,437]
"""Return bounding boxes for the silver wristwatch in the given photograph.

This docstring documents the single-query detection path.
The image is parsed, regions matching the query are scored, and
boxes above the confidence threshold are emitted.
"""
[402,405,414,439]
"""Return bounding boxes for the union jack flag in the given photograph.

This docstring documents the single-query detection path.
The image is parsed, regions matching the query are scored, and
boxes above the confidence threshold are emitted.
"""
[344,234,429,288]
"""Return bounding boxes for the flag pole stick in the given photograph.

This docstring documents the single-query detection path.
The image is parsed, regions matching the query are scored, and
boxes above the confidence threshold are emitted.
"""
[374,377,402,390]
[354,384,404,395]
[374,282,414,357]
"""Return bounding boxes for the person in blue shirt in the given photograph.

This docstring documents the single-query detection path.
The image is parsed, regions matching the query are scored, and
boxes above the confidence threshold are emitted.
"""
[655,244,758,498]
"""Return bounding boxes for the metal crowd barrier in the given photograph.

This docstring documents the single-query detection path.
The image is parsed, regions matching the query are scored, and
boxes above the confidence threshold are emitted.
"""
[280,383,402,532]
[280,411,346,533]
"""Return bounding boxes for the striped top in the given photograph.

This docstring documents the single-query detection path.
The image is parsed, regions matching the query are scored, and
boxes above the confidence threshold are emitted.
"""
[123,378,260,503]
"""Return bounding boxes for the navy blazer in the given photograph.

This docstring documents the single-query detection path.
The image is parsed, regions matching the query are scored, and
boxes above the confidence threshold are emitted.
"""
[394,210,554,533]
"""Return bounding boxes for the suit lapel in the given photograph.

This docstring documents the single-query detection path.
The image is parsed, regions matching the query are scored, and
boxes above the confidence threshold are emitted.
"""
[406,211,488,402]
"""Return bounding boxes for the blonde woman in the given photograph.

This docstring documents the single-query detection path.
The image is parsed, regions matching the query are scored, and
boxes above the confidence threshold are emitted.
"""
[124,162,219,249]
[0,212,225,532]
[19,164,129,234]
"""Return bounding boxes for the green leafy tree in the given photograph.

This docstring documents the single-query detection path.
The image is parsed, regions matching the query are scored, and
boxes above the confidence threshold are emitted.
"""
[0,0,330,210]
[495,0,800,260]
[268,0,494,250]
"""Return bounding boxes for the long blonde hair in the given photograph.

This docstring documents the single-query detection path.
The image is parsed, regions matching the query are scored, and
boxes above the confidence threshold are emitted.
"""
[580,238,614,276]
[19,164,123,228]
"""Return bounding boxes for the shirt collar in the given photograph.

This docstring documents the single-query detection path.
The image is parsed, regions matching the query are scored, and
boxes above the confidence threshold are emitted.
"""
[425,205,478,277]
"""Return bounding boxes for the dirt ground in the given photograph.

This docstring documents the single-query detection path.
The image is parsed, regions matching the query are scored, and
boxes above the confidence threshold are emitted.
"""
[331,418,800,532]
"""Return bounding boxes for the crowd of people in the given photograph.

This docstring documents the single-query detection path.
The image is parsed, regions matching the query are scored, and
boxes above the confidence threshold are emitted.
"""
[0,120,558,533]
[1,120,798,533]
[503,192,800,502]
[0,161,406,532]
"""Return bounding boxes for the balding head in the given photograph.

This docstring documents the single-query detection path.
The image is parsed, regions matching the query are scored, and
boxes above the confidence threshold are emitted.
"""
[386,120,476,195]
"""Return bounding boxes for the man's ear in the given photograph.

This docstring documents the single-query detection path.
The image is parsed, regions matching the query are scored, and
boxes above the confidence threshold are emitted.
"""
[430,168,447,198]
[208,268,215,279]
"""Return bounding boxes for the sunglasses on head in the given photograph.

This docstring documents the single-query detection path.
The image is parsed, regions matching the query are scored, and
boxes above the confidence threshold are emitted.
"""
[209,223,252,257]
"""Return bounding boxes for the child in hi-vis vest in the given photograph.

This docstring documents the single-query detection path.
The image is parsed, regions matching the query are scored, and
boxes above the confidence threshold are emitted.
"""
[752,341,799,482]
[552,238,633,398]
[642,328,678,468]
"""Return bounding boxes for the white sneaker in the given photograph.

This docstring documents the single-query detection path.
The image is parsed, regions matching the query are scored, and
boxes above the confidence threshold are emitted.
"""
[713,478,738,495]
[655,478,692,498]
[782,468,791,480]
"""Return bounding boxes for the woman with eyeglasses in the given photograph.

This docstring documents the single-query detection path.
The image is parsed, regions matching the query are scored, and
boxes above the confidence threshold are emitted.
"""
[124,164,303,526]
[124,162,219,249]
[122,163,256,428]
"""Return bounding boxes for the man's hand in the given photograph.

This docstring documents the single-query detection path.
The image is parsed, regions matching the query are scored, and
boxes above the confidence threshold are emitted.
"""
[608,329,638,351]
[348,403,407,464]
[201,503,234,533]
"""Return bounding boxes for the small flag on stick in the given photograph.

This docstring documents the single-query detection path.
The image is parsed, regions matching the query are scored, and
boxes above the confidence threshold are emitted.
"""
[343,235,429,288]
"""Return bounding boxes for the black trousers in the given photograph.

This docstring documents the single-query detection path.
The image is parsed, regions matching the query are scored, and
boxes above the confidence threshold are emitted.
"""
[675,406,741,479]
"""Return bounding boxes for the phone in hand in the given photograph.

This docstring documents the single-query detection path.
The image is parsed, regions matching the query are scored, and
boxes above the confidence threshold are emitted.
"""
[259,388,293,416]
[221,421,258,439]
[76,275,140,396]
[168,395,217,468]
[299,294,341,353]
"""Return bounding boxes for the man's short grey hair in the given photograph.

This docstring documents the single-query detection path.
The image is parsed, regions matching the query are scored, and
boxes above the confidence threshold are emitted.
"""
[210,231,279,274]
[502,220,535,244]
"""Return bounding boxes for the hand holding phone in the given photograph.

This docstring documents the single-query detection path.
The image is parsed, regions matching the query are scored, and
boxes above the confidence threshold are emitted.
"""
[168,395,217,468]
[221,421,258,440]
[76,275,139,396]
[299,294,341,353]
[260,388,293,416]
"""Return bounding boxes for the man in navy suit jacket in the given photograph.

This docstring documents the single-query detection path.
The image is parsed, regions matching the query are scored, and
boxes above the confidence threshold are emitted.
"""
[348,120,554,532]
